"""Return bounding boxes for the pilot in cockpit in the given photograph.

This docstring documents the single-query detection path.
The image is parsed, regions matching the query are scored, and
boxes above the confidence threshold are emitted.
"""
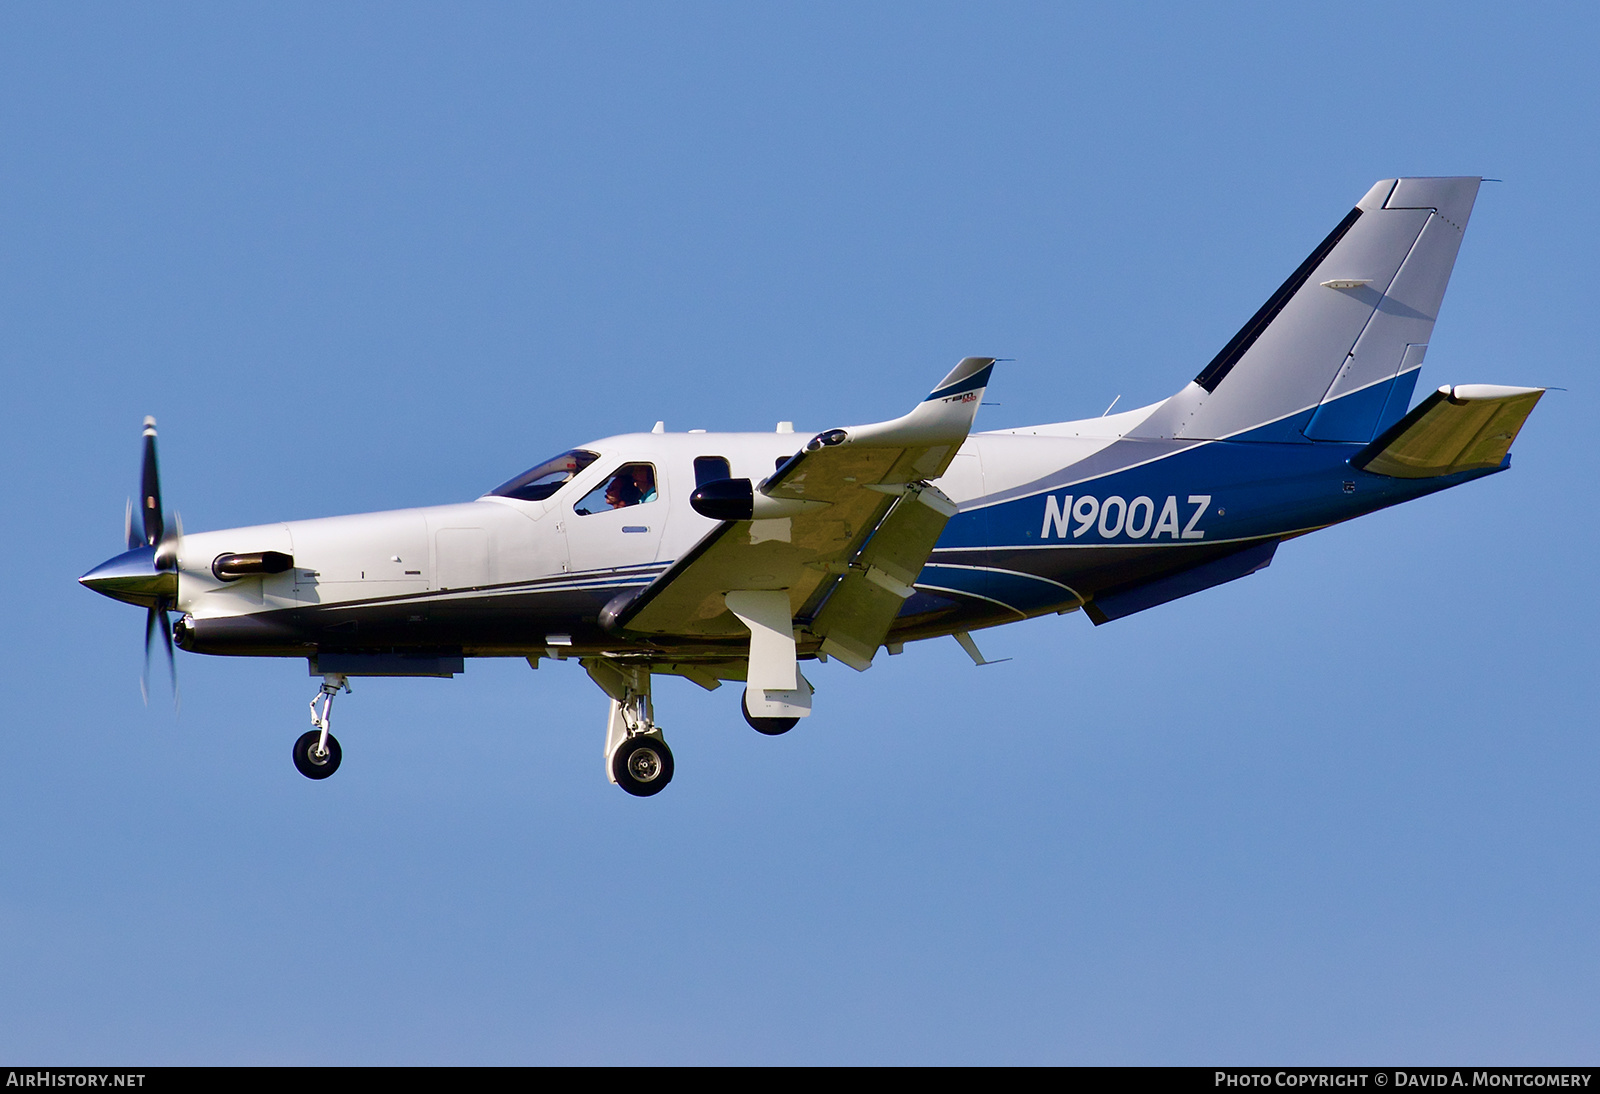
[629,464,658,504]
[584,463,657,513]
[604,472,642,509]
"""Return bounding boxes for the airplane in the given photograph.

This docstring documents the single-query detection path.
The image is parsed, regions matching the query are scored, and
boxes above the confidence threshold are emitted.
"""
[80,175,1544,797]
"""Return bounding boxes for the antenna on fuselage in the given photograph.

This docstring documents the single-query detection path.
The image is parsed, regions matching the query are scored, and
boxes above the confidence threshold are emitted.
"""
[954,631,1010,667]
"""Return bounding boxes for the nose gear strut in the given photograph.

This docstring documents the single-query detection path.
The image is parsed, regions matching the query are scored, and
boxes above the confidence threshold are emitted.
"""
[293,673,348,780]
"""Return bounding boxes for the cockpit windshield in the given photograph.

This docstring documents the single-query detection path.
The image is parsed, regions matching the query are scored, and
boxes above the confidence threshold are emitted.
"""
[488,449,599,501]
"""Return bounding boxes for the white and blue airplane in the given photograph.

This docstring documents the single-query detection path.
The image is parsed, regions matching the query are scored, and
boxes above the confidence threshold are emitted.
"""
[81,176,1543,796]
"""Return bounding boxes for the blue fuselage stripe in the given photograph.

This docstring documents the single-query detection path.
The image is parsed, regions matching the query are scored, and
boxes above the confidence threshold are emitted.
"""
[914,435,1501,617]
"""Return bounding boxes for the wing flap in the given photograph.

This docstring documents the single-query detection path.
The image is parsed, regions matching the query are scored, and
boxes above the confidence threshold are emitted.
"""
[1352,383,1543,479]
[619,487,896,637]
[812,483,957,670]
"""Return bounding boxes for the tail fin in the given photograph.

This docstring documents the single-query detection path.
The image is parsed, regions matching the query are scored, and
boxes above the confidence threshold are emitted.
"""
[1134,177,1481,443]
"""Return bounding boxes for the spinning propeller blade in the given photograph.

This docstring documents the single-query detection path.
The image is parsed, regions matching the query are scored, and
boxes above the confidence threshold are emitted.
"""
[139,416,164,548]
[131,417,179,708]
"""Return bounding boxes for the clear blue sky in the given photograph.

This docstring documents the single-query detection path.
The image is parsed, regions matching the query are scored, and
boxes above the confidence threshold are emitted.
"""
[3,2,1595,1063]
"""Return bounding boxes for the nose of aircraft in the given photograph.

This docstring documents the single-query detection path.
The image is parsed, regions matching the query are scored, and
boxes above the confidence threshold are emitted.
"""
[79,545,178,608]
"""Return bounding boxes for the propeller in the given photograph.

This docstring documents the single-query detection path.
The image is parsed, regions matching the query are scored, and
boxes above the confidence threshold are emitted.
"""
[80,416,186,707]
[133,416,180,707]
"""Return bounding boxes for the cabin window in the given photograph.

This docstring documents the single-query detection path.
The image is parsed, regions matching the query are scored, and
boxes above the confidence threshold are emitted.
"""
[489,449,599,502]
[575,463,658,515]
[694,456,731,488]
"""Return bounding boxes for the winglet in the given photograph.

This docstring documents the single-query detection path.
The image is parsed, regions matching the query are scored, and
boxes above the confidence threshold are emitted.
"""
[925,356,996,403]
[844,357,995,446]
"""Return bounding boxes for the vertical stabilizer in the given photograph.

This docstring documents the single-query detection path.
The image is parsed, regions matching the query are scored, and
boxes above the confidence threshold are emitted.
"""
[1134,177,1481,443]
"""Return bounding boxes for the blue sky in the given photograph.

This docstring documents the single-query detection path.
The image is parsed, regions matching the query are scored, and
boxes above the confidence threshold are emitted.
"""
[3,2,1595,1063]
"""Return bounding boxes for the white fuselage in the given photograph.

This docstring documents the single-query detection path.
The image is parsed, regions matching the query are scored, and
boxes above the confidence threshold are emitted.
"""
[174,422,1123,633]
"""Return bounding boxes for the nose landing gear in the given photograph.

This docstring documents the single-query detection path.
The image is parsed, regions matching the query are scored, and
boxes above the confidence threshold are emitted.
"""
[293,728,342,779]
[295,674,348,780]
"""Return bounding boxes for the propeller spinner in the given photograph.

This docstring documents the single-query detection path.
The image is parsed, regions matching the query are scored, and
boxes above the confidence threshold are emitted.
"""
[80,416,182,704]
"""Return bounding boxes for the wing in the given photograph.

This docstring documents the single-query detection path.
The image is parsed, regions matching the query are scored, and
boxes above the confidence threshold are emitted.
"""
[606,357,996,671]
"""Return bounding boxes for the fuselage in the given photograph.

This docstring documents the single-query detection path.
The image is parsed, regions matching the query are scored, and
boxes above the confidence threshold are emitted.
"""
[159,399,1497,664]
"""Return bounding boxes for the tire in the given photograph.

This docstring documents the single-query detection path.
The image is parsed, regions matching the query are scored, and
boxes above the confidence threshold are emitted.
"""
[293,729,342,780]
[612,735,674,797]
[742,692,798,736]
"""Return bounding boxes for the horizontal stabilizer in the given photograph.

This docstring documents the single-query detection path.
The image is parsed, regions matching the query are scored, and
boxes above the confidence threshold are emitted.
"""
[1352,384,1543,479]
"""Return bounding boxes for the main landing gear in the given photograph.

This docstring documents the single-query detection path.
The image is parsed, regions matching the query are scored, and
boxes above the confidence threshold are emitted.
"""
[583,654,816,797]
[294,674,347,780]
[611,733,674,796]
[587,660,676,797]
[605,686,674,797]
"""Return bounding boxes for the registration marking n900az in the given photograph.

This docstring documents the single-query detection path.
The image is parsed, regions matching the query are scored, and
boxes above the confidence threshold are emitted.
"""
[1040,494,1212,541]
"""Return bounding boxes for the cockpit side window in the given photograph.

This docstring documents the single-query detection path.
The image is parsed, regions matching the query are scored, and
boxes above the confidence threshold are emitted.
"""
[489,449,599,502]
[575,463,658,516]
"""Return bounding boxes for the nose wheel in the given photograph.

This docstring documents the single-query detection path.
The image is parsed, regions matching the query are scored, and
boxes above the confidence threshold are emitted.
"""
[612,734,674,796]
[293,729,343,779]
